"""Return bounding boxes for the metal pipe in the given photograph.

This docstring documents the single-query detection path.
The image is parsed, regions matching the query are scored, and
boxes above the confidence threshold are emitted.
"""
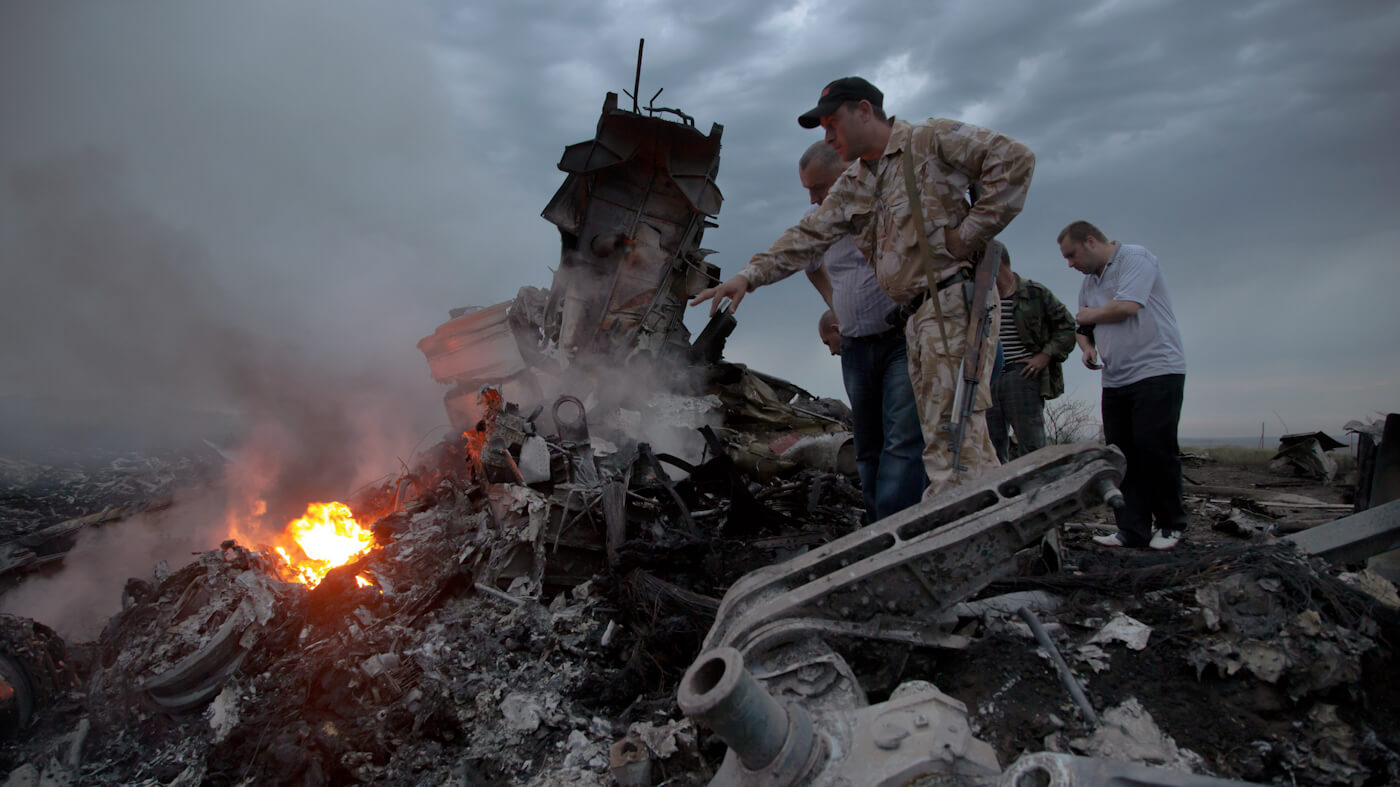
[1095,476,1125,511]
[1017,607,1099,726]
[631,39,643,113]
[677,647,791,771]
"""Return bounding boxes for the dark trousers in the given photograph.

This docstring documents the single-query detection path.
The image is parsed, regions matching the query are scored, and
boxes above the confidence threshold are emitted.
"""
[1101,373,1187,546]
[841,331,927,522]
[987,360,1047,463]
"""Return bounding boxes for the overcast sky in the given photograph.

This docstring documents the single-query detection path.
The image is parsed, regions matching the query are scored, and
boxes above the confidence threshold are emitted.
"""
[3,0,1397,462]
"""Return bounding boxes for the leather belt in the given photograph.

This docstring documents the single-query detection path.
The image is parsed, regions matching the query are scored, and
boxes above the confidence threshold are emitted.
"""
[847,325,904,344]
[905,268,971,312]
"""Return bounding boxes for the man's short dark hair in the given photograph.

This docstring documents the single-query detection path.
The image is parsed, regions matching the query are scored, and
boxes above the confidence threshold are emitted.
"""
[1057,221,1109,245]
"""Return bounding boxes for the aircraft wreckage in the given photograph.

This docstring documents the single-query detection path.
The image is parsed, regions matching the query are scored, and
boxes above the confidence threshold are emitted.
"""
[2,56,1399,786]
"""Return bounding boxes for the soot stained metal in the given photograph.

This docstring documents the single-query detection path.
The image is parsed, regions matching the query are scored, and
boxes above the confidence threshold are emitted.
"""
[539,44,724,363]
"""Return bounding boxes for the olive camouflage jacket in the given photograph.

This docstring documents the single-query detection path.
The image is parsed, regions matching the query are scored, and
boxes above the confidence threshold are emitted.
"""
[1005,273,1076,400]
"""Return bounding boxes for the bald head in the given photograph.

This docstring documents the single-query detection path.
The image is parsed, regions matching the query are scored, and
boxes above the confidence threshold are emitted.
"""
[799,141,843,174]
[818,309,841,355]
[799,141,846,205]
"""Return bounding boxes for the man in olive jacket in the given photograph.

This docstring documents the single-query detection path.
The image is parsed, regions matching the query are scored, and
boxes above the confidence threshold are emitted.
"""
[988,251,1076,462]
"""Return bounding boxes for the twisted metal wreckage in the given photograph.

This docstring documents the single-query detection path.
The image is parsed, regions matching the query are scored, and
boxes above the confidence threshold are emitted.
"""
[3,64,1398,786]
[374,70,1273,787]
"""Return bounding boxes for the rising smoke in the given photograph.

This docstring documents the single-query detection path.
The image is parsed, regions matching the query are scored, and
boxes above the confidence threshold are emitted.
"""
[0,1,529,638]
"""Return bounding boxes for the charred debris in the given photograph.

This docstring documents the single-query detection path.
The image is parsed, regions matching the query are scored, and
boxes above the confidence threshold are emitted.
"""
[3,66,1400,787]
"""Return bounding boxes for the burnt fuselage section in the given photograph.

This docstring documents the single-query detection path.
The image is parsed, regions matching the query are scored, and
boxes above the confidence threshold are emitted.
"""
[541,92,723,363]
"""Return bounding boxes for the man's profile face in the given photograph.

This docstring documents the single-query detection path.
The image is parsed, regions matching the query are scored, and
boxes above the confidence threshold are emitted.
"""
[820,103,866,162]
[800,163,838,205]
[820,323,842,355]
[996,261,1015,291]
[1060,238,1102,275]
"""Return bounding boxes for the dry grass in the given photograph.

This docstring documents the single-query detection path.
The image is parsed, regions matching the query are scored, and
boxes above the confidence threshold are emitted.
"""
[1182,444,1357,475]
[1197,445,1274,465]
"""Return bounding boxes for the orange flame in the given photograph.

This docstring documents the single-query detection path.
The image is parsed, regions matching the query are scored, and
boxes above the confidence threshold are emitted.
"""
[274,501,374,587]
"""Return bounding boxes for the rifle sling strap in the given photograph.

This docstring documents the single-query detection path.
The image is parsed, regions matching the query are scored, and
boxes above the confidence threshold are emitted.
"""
[900,148,956,358]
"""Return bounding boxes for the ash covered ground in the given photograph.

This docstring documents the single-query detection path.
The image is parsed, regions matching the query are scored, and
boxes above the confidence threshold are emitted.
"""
[1,433,1398,786]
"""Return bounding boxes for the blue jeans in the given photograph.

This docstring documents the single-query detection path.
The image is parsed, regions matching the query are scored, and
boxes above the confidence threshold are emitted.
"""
[841,331,927,522]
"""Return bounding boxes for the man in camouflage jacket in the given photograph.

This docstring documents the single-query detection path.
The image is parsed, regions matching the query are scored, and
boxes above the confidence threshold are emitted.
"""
[692,77,1035,496]
[987,252,1077,462]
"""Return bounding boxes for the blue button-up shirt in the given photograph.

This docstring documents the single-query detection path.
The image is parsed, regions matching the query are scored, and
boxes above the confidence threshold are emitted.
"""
[803,206,899,337]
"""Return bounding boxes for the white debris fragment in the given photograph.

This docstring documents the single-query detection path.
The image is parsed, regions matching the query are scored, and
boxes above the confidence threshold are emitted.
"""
[207,685,241,743]
[2,763,39,787]
[361,653,401,678]
[561,729,597,769]
[233,570,280,626]
[502,692,544,732]
[954,591,1064,619]
[1339,569,1400,609]
[626,718,695,760]
[1070,698,1206,772]
[1076,644,1111,673]
[1089,612,1152,650]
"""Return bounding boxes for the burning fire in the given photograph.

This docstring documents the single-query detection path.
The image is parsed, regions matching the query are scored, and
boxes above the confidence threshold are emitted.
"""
[274,501,375,587]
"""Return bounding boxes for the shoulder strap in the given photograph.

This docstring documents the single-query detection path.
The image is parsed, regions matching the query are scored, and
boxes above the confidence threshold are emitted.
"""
[901,148,953,356]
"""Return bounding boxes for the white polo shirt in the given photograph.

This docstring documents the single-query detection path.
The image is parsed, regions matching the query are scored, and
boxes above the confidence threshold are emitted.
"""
[1078,243,1186,388]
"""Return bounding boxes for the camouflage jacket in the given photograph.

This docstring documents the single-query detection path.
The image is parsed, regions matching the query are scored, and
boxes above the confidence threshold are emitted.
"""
[1005,273,1077,401]
[738,118,1035,304]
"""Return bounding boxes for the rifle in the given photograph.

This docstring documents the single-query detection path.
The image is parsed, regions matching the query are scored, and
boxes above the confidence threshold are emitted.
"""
[946,238,1004,478]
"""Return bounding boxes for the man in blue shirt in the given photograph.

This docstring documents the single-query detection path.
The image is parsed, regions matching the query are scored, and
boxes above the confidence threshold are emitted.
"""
[1059,220,1187,550]
[800,141,926,522]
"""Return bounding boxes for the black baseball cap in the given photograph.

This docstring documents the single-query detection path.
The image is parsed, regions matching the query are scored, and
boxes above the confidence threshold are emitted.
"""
[797,77,883,129]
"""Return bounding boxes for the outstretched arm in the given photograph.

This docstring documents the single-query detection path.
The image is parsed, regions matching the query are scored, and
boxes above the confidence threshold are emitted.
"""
[806,266,835,311]
[690,274,752,316]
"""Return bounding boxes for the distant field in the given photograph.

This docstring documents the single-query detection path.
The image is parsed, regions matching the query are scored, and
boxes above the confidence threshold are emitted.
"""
[1181,441,1357,473]
[1182,435,1352,449]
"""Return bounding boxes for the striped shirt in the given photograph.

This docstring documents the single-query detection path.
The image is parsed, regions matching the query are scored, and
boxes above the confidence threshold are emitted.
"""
[802,205,899,337]
[999,298,1031,363]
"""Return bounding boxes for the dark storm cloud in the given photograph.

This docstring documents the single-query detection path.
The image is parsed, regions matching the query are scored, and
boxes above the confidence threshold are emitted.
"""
[422,0,1399,435]
[3,0,1396,448]
[0,1,533,456]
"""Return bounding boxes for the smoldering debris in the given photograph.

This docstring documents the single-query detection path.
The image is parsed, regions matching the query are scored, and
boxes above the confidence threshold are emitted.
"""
[7,407,1397,785]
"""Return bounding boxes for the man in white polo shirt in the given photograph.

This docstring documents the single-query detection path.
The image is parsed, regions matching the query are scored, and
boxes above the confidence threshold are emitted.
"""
[1059,220,1187,550]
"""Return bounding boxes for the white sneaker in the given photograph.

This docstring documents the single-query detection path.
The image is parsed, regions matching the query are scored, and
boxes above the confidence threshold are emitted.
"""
[1092,532,1131,548]
[1149,530,1182,551]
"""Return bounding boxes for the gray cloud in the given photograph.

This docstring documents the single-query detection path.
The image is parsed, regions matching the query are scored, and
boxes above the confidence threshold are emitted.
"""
[3,0,1396,458]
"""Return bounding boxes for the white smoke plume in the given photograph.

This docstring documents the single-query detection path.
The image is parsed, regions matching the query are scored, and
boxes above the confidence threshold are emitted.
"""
[0,1,510,637]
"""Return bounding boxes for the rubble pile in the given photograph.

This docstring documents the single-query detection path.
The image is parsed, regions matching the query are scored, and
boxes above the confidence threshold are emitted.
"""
[0,406,869,785]
[929,539,1400,785]
[1,450,223,583]
[0,451,222,535]
[2,438,1399,785]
